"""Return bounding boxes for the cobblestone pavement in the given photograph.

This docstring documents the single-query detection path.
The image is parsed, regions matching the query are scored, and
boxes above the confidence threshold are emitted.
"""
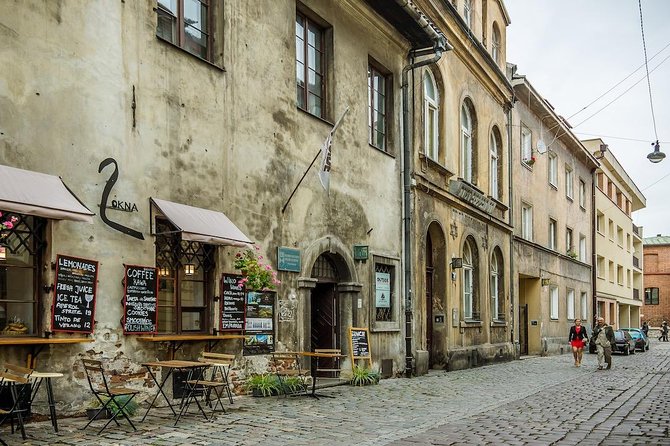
[4,342,669,446]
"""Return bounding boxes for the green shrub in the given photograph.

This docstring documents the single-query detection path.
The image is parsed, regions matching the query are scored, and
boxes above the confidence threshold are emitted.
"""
[349,365,381,386]
[245,373,281,396]
[88,395,139,417]
[280,376,305,394]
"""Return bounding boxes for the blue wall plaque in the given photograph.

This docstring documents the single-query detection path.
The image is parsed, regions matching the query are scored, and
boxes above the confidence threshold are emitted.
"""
[277,247,301,272]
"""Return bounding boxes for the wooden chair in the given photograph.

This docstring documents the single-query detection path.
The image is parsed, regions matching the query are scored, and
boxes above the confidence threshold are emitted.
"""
[0,364,33,442]
[314,348,343,379]
[81,359,140,434]
[270,352,309,397]
[197,352,235,405]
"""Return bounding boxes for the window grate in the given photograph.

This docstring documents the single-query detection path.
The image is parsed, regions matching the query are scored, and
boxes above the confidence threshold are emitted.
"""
[0,213,47,256]
[311,255,339,281]
[375,263,394,321]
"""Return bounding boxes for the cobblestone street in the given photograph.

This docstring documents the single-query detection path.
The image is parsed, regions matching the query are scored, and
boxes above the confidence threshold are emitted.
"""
[6,342,669,446]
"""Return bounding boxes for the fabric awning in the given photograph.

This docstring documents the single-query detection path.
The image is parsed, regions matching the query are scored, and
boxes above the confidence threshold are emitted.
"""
[150,197,253,246]
[0,164,94,222]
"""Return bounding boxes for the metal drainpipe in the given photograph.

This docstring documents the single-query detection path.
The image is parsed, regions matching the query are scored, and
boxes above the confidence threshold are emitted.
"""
[397,0,451,377]
[591,167,598,326]
[506,103,516,355]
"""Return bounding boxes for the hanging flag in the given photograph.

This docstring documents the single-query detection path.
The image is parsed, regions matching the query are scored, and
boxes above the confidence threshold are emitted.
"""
[318,107,349,193]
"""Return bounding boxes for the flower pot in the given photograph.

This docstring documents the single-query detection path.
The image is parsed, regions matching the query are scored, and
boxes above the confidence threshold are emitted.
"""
[86,408,112,420]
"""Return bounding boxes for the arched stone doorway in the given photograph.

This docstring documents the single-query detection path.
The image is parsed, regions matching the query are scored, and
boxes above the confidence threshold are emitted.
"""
[310,253,342,352]
[426,222,447,368]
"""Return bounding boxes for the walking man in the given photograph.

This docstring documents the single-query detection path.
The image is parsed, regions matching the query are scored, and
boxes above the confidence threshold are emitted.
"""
[592,317,614,370]
[659,321,669,342]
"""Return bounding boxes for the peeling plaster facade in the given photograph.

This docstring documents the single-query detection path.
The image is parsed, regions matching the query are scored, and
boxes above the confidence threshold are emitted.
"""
[0,0,427,412]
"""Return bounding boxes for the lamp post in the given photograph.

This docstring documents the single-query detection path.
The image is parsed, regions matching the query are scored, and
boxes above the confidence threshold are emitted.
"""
[647,140,666,163]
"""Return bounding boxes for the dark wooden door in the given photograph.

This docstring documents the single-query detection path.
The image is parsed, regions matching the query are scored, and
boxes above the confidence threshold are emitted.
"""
[311,283,338,375]
[519,304,529,355]
[426,268,434,366]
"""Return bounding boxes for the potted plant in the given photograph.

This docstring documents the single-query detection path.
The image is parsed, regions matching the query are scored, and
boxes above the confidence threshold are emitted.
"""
[349,365,381,387]
[86,395,139,420]
[244,373,281,397]
[280,376,305,395]
[234,245,281,291]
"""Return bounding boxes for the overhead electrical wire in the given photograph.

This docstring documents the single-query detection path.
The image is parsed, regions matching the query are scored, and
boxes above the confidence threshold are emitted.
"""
[638,0,660,143]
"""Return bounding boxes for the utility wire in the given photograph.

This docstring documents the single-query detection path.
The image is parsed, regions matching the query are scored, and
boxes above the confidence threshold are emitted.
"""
[567,39,670,120]
[639,0,660,142]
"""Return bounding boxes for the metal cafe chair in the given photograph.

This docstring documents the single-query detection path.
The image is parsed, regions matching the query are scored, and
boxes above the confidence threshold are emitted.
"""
[197,352,235,406]
[81,359,140,434]
[175,364,210,426]
[0,364,34,443]
[270,352,310,397]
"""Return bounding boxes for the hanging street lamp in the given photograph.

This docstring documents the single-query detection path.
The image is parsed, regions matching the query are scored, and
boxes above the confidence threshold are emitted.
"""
[647,140,666,164]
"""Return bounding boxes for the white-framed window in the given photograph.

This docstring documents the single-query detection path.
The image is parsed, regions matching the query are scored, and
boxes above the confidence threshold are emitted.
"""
[565,166,574,199]
[548,153,558,186]
[368,62,390,152]
[567,288,575,320]
[490,131,499,199]
[521,125,532,165]
[549,218,557,250]
[491,23,501,65]
[423,71,439,161]
[597,256,605,278]
[464,0,472,29]
[579,234,587,262]
[596,211,604,234]
[579,179,586,208]
[550,285,559,320]
[521,203,533,241]
[463,237,479,320]
[580,292,588,320]
[461,102,474,183]
[490,248,504,321]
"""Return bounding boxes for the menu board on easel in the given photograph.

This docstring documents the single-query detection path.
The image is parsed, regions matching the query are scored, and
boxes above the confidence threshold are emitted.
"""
[243,291,275,355]
[51,255,98,333]
[349,327,372,370]
[220,274,245,331]
[122,265,158,334]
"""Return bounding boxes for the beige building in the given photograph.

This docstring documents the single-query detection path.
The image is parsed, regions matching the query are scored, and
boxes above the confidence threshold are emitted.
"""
[409,0,515,372]
[509,70,598,355]
[583,139,646,329]
[0,0,443,410]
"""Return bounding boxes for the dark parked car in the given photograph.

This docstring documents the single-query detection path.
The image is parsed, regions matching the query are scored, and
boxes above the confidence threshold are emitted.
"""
[621,328,650,352]
[612,329,636,355]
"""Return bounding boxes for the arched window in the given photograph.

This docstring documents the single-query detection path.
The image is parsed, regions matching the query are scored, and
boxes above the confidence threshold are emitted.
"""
[464,0,472,29]
[463,236,479,320]
[490,126,503,200]
[490,248,504,321]
[492,23,501,65]
[423,71,439,161]
[460,102,474,183]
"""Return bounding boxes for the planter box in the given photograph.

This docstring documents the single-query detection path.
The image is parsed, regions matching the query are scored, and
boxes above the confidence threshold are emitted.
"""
[86,408,112,420]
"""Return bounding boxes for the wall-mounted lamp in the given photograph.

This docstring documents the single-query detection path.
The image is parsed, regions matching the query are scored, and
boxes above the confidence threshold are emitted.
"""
[647,140,666,164]
[594,144,608,160]
[451,258,463,269]
[184,264,195,276]
[158,266,170,277]
[0,247,6,261]
[541,278,551,287]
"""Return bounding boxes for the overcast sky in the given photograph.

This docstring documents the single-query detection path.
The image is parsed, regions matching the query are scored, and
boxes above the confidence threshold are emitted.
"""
[505,0,670,239]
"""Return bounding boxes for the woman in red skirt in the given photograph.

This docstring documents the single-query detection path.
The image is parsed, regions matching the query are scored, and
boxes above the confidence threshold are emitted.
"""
[568,318,589,367]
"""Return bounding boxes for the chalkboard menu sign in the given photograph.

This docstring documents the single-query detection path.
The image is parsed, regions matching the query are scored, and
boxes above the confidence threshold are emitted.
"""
[52,255,99,333]
[123,265,158,334]
[220,274,245,331]
[350,327,371,359]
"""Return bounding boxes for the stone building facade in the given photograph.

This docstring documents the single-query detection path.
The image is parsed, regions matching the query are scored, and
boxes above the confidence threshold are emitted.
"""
[643,235,670,326]
[509,70,598,356]
[408,0,515,372]
[583,139,645,329]
[0,0,440,411]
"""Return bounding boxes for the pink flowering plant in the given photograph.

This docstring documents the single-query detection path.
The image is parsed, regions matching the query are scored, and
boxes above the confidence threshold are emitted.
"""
[0,211,18,237]
[234,245,281,291]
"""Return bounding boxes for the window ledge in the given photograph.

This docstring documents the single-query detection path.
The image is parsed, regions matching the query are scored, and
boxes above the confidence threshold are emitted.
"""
[490,320,508,327]
[580,205,586,212]
[489,196,509,211]
[550,318,559,322]
[370,325,401,333]
[521,161,534,171]
[566,196,574,202]
[420,153,455,177]
[549,183,558,191]
[156,35,225,72]
[369,144,396,159]
[296,106,335,127]
[460,320,483,328]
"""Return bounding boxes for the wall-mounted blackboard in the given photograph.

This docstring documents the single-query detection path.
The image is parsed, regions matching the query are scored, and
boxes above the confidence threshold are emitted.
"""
[123,265,158,334]
[51,255,99,333]
[220,273,245,331]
